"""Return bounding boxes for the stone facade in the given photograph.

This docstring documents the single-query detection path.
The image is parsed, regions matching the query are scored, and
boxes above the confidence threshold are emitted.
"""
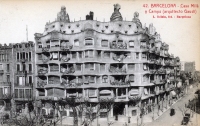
[33,5,181,119]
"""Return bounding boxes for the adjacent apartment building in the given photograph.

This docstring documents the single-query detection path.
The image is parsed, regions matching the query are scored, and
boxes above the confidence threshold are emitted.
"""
[0,42,35,112]
[33,4,181,120]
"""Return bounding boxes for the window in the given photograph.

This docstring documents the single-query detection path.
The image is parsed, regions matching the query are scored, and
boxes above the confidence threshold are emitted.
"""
[17,53,20,60]
[54,89,64,97]
[103,51,110,58]
[29,64,32,72]
[50,64,59,71]
[29,76,32,84]
[142,53,147,59]
[38,54,42,60]
[128,64,135,70]
[18,76,24,85]
[129,75,135,82]
[51,40,59,47]
[85,50,93,58]
[88,89,96,97]
[76,64,81,71]
[51,52,58,59]
[78,52,82,58]
[29,52,31,61]
[47,89,53,96]
[15,89,18,98]
[144,88,148,95]
[7,75,10,82]
[19,89,24,98]
[143,75,149,82]
[74,39,79,46]
[38,42,42,48]
[7,64,9,72]
[102,75,108,83]
[129,41,134,48]
[23,64,26,71]
[38,89,45,96]
[143,64,148,70]
[72,52,76,59]
[100,64,105,72]
[101,40,108,47]
[26,53,28,59]
[85,38,93,46]
[118,40,123,45]
[25,89,31,98]
[17,64,20,71]
[136,53,139,59]
[85,63,94,70]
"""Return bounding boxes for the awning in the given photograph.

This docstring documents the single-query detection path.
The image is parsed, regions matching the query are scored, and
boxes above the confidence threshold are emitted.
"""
[129,89,139,95]
[100,90,112,95]
[170,91,176,96]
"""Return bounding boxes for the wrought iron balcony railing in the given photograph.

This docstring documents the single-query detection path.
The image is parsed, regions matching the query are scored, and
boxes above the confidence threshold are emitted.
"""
[109,68,126,73]
[61,67,75,74]
[38,69,48,75]
[61,57,70,62]
[60,45,73,51]
[110,43,127,49]
[42,47,50,52]
[0,82,11,85]
[113,55,126,62]
[37,81,47,88]
[0,94,11,99]
[110,80,130,86]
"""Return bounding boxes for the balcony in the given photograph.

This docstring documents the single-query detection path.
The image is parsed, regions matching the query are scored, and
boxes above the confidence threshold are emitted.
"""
[110,43,127,49]
[42,58,50,63]
[164,60,170,65]
[42,47,50,52]
[149,47,156,53]
[99,90,115,102]
[61,57,70,62]
[61,67,75,74]
[150,69,156,74]
[0,70,4,74]
[0,82,11,85]
[60,45,73,51]
[109,68,126,73]
[0,94,11,100]
[38,69,48,75]
[19,58,28,63]
[61,81,83,88]
[155,60,162,65]
[48,80,60,85]
[16,71,26,75]
[157,69,166,74]
[113,55,126,62]
[37,81,46,87]
[140,45,149,49]
[149,59,156,64]
[110,80,130,86]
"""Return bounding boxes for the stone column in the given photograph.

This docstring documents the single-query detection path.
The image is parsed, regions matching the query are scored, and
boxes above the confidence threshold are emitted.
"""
[126,88,128,100]
[116,88,118,99]
[110,104,113,117]
[125,103,128,116]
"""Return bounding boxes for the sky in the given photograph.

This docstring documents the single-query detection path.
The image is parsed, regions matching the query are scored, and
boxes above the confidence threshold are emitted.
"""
[0,0,199,70]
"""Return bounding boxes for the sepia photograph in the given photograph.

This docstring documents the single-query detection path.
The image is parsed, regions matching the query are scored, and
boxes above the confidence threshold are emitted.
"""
[0,0,200,126]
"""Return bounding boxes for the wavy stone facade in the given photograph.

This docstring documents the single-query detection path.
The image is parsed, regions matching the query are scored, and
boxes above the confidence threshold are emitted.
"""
[34,5,181,119]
